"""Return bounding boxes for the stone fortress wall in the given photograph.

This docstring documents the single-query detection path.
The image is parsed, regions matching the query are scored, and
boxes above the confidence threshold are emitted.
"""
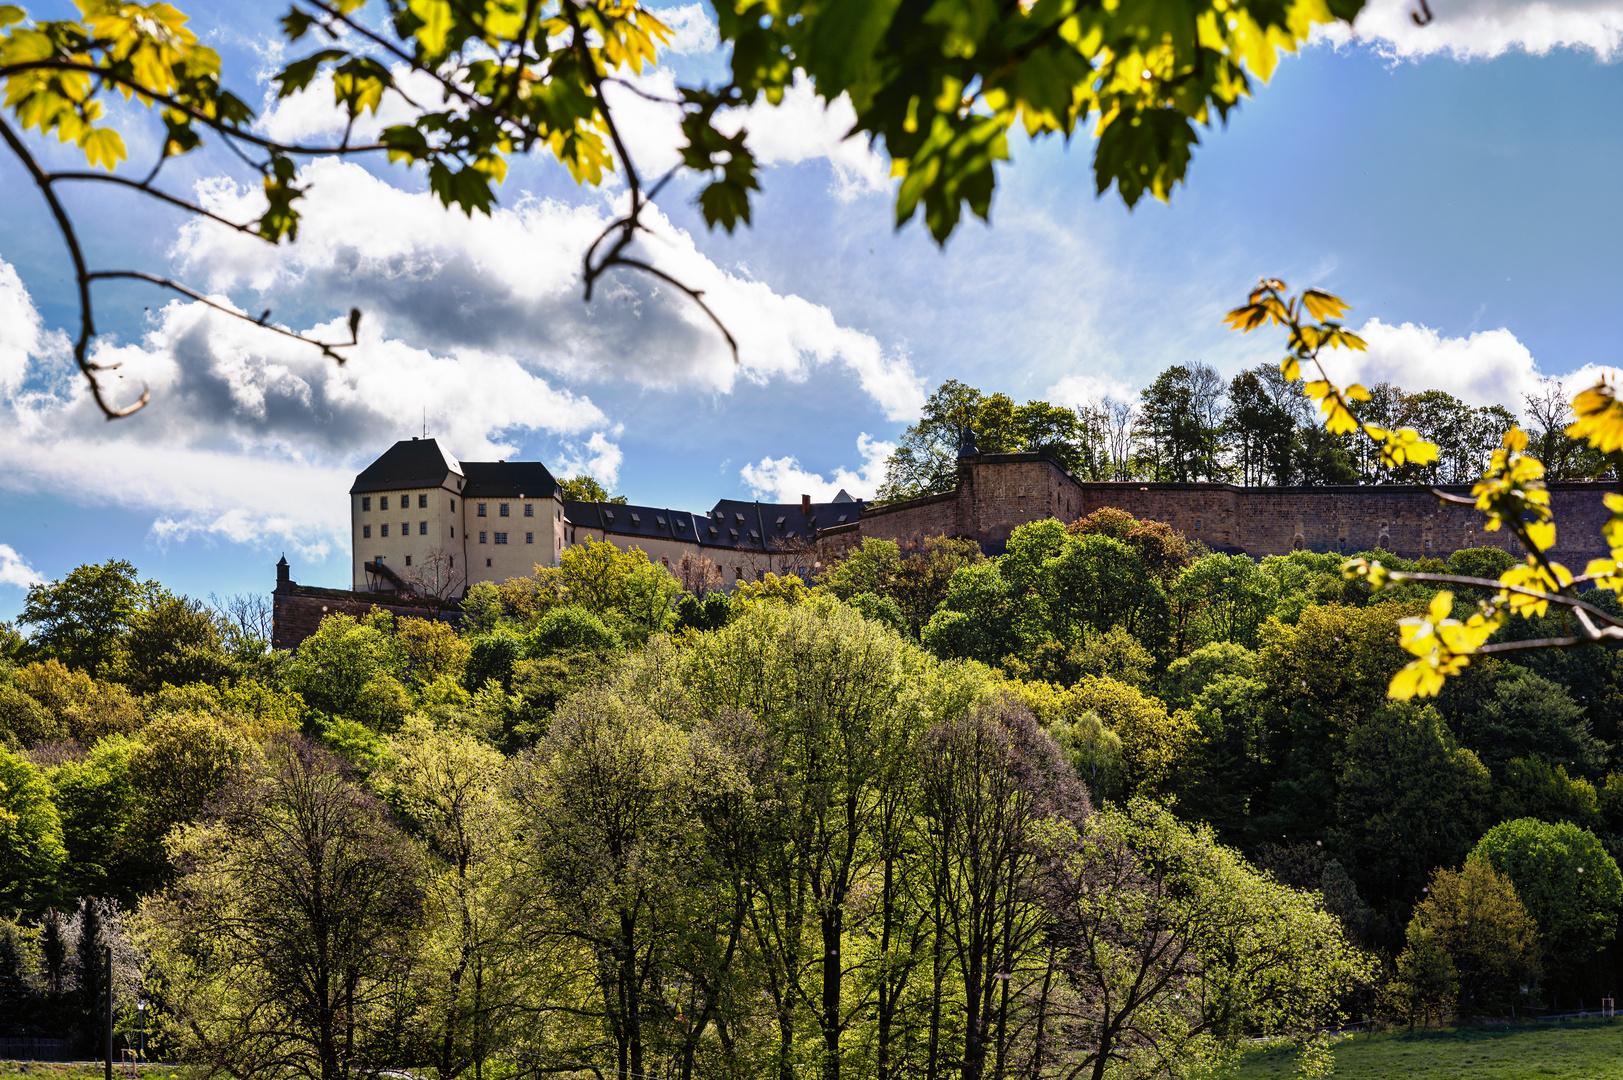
[845,452,1617,565]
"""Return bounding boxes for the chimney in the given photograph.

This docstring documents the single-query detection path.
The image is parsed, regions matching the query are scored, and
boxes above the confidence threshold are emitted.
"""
[275,555,292,594]
[801,494,812,515]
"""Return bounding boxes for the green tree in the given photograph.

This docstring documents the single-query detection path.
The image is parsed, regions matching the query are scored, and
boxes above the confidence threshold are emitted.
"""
[558,475,627,504]
[1406,859,1540,1018]
[1136,364,1227,483]
[531,540,680,643]
[48,736,138,903]
[282,612,411,730]
[1331,703,1492,927]
[1462,669,1605,779]
[1471,818,1623,992]
[120,712,253,895]
[0,746,65,914]
[378,717,520,1080]
[138,737,426,1080]
[526,605,622,658]
[1226,366,1303,485]
[19,561,150,675]
[112,591,234,695]
[1045,800,1368,1080]
[1174,554,1278,650]
[877,380,985,502]
[682,598,928,1080]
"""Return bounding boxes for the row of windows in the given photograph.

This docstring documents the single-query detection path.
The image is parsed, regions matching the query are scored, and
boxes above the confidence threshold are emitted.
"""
[374,554,456,568]
[476,503,534,518]
[476,532,534,544]
[363,521,437,539]
[361,494,444,512]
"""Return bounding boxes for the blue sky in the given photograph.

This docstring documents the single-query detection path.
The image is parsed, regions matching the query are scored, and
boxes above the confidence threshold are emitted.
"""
[5,0,1623,618]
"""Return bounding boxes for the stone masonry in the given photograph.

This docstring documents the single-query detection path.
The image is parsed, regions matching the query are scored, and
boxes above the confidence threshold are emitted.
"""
[846,452,1616,565]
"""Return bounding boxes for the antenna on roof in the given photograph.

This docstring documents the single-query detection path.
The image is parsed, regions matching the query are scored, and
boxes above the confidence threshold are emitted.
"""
[422,408,427,439]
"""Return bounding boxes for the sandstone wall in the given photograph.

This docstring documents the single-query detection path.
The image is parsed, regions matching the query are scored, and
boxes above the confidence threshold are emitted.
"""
[854,454,1616,565]
[272,587,459,652]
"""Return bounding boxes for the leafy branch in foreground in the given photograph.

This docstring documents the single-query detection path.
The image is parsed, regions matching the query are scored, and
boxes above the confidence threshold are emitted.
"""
[1227,278,1623,699]
[0,0,365,416]
[3,0,1373,417]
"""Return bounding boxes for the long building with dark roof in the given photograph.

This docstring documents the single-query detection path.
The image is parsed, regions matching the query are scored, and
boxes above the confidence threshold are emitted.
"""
[348,438,863,596]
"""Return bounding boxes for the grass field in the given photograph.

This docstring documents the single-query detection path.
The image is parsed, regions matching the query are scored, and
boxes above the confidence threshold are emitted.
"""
[0,1064,181,1080]
[1230,1018,1623,1079]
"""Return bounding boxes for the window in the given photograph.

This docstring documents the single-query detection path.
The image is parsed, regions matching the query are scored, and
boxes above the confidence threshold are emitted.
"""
[494,532,508,545]
[479,531,487,544]
[381,523,389,537]
[418,494,428,508]
[363,525,372,538]
[525,532,534,544]
[405,554,412,566]
[419,521,428,535]
[486,558,492,567]
[735,567,744,581]
[380,496,389,510]
[477,503,487,517]
[362,496,371,511]
[400,492,409,505]
[451,526,455,537]
[519,503,530,517]
[401,523,407,536]
[451,498,456,511]
[500,503,509,517]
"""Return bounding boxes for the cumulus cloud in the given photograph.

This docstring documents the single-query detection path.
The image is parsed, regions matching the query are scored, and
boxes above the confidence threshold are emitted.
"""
[740,433,894,502]
[175,159,922,418]
[557,431,626,487]
[0,254,607,559]
[602,69,889,201]
[1325,318,1547,412]
[1045,371,1141,408]
[653,3,721,54]
[0,544,43,590]
[1324,0,1623,59]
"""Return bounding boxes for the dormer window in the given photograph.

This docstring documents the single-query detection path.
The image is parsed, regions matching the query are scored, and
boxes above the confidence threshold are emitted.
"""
[604,510,615,522]
[631,513,641,525]
[734,513,745,525]
[775,516,786,528]
[656,516,667,528]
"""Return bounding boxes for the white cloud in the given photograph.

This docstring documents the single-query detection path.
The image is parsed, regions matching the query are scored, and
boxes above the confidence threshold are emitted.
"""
[653,3,720,54]
[174,159,923,419]
[0,544,43,590]
[740,433,894,502]
[1323,0,1623,59]
[1045,371,1141,408]
[557,432,625,487]
[603,69,890,201]
[1328,318,1545,412]
[0,254,607,559]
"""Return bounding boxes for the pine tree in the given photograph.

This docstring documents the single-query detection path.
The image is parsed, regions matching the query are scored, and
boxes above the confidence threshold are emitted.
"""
[75,897,105,1057]
[0,920,35,1035]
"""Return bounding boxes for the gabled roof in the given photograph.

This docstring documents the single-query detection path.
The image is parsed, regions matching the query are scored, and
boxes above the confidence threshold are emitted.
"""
[565,501,705,545]
[350,438,463,494]
[462,460,561,500]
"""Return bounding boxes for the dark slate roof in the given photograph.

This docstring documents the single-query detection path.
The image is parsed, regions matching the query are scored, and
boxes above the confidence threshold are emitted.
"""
[350,438,463,494]
[462,461,561,500]
[565,501,705,545]
[704,498,865,550]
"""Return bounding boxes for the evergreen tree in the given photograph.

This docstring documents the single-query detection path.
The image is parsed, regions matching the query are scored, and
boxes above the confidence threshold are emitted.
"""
[75,897,105,1057]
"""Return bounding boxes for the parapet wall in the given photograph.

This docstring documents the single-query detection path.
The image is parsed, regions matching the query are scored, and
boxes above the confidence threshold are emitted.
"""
[272,585,459,653]
[855,454,1616,565]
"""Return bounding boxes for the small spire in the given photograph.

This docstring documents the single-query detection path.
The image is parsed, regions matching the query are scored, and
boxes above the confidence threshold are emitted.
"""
[957,427,980,459]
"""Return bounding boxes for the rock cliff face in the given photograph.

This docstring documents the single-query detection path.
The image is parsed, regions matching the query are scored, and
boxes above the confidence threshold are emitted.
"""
[843,452,1613,564]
